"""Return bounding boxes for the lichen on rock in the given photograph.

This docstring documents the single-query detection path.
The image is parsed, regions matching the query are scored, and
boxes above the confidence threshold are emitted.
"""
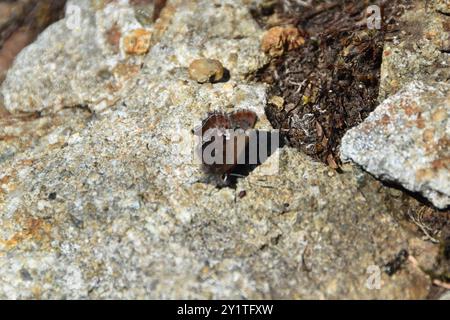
[341,81,450,209]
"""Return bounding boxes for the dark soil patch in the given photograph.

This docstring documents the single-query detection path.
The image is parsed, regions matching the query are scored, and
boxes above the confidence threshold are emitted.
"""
[253,0,412,167]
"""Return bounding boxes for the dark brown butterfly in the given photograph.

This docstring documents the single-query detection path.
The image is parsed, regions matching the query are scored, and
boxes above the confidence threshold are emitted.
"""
[194,110,258,176]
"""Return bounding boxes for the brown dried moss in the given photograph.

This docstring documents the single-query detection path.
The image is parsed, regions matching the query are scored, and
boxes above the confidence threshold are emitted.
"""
[254,0,412,168]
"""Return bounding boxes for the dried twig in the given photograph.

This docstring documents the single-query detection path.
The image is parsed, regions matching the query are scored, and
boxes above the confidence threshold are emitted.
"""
[433,279,450,290]
[407,208,440,243]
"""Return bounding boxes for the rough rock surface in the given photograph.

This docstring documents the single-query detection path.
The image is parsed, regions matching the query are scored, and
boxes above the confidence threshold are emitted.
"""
[0,108,90,165]
[441,291,450,300]
[379,0,450,101]
[434,0,450,14]
[343,0,450,210]
[0,142,430,299]
[0,0,67,83]
[0,0,431,299]
[341,81,450,209]
[1,0,152,114]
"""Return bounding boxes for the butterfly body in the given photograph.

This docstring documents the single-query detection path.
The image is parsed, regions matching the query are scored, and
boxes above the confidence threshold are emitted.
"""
[194,110,258,176]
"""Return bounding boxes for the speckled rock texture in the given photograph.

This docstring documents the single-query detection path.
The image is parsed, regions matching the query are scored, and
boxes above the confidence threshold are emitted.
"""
[441,291,450,300]
[0,142,430,299]
[379,0,450,101]
[434,0,450,14]
[0,0,431,299]
[341,81,450,209]
[342,0,450,210]
[0,108,90,165]
[1,0,155,114]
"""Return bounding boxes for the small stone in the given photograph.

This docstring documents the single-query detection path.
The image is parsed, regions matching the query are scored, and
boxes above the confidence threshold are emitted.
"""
[48,192,57,200]
[19,268,33,282]
[261,27,283,56]
[123,28,152,55]
[188,59,224,83]
[388,188,403,198]
[261,26,305,57]
[268,95,284,110]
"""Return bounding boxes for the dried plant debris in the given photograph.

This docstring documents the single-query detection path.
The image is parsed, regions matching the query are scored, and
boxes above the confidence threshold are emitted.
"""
[407,205,450,244]
[255,0,413,167]
[399,197,450,285]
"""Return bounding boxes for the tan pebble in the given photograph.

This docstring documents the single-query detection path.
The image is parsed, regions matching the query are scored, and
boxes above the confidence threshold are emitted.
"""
[228,52,238,65]
[19,159,34,166]
[112,63,140,78]
[431,108,447,122]
[388,188,403,198]
[390,79,399,91]
[0,175,11,185]
[222,83,234,91]
[123,28,152,55]
[188,59,224,83]
[261,26,305,57]
[415,168,435,181]
[432,158,450,170]
[269,95,284,110]
[422,128,435,143]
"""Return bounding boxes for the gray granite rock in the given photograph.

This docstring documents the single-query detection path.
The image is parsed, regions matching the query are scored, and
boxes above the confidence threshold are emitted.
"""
[341,81,450,209]
[0,141,431,299]
[434,0,450,14]
[379,1,450,101]
[440,291,450,300]
[0,107,90,166]
[343,1,450,207]
[0,0,431,299]
[1,0,151,114]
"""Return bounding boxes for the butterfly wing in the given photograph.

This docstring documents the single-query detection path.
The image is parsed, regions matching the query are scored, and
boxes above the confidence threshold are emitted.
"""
[194,113,232,174]
[194,110,258,176]
[229,110,257,130]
